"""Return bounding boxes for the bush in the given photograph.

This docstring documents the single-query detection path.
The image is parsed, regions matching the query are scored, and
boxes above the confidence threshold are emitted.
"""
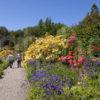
[0,60,9,77]
[23,35,65,68]
[64,74,100,99]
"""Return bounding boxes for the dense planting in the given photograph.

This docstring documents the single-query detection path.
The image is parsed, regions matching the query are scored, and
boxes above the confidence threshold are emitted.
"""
[0,48,13,58]
[0,3,100,100]
[24,32,100,99]
[23,35,65,67]
[0,48,13,77]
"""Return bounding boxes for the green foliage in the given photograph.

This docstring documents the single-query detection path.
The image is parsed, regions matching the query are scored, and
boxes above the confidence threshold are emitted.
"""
[26,64,36,81]
[72,4,100,57]
[27,86,45,100]
[0,27,8,38]
[23,17,64,37]
[48,63,79,84]
[64,73,100,99]
[0,60,9,77]
[57,26,73,38]
[74,3,100,39]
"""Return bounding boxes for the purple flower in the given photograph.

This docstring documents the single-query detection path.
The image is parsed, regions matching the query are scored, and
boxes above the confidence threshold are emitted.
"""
[43,82,63,95]
[83,59,93,68]
[83,59,99,77]
[67,80,72,89]
[83,59,100,68]
[95,61,100,67]
[32,70,48,81]
[42,74,66,95]
[27,59,36,67]
[45,91,52,95]
[50,74,61,82]
[57,89,64,95]
[27,59,41,68]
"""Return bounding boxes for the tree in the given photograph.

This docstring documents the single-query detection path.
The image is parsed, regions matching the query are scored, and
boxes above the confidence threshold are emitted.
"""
[79,3,100,27]
[75,3,100,38]
[38,19,44,28]
[90,4,99,15]
[0,27,8,38]
[73,4,100,57]
[57,26,73,38]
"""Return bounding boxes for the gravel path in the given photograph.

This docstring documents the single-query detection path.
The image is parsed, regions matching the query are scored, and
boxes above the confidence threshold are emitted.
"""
[0,61,29,100]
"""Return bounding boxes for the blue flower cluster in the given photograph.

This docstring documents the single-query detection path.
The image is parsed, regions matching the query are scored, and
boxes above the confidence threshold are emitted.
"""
[83,59,100,68]
[32,70,48,81]
[43,83,64,95]
[31,68,67,95]
[95,61,100,67]
[29,62,73,96]
[83,59,100,77]
[42,74,65,95]
[27,59,41,68]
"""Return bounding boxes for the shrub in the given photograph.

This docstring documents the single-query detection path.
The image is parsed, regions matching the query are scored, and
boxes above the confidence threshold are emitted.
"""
[23,35,65,68]
[0,60,9,77]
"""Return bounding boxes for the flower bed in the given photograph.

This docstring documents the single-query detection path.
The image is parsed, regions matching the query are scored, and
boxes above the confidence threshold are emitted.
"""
[24,33,100,99]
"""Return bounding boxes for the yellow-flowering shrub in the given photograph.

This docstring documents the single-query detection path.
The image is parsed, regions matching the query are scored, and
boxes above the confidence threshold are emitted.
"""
[0,49,13,58]
[23,35,65,67]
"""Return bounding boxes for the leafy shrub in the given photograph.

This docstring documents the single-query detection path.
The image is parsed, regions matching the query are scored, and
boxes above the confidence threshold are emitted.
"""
[0,48,13,58]
[23,35,65,67]
[0,60,9,77]
[64,74,100,99]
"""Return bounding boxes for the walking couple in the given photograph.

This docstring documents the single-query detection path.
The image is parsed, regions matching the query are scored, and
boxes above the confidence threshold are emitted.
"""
[7,52,22,68]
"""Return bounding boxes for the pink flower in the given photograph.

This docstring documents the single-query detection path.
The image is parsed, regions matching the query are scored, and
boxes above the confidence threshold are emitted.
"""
[73,61,80,67]
[59,56,67,62]
[68,59,74,65]
[92,58,97,62]
[78,57,85,64]
[66,55,74,60]
[67,35,77,44]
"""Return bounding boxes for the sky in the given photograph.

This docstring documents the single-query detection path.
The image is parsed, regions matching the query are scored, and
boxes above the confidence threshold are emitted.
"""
[0,0,100,30]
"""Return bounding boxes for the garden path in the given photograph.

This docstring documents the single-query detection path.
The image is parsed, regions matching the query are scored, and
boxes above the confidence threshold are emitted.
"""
[0,61,29,100]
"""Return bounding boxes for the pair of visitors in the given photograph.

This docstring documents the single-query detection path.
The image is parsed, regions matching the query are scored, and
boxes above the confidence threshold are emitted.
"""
[7,52,22,68]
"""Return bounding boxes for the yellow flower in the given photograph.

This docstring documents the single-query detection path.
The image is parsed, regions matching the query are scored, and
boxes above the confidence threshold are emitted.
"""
[77,81,81,85]
[23,34,65,67]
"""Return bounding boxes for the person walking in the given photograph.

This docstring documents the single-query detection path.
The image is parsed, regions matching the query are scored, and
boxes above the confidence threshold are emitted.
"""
[16,53,22,68]
[7,52,14,68]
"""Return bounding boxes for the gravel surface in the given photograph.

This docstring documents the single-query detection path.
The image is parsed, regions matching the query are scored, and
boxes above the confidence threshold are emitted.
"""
[0,61,29,100]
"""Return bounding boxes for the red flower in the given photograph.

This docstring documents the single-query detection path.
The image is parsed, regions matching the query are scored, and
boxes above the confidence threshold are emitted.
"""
[92,45,100,51]
[66,55,74,60]
[68,51,75,55]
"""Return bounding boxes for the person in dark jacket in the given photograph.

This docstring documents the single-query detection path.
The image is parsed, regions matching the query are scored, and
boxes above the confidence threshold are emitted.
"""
[16,53,22,68]
[7,53,14,68]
